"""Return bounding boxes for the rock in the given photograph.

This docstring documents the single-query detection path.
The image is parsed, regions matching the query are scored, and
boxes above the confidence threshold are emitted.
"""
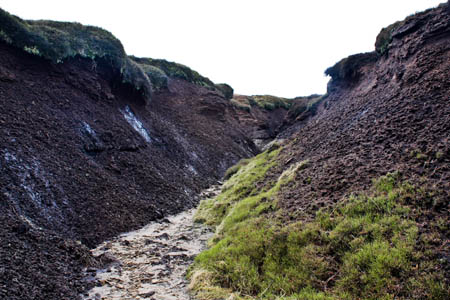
[139,291,156,297]
[121,240,131,246]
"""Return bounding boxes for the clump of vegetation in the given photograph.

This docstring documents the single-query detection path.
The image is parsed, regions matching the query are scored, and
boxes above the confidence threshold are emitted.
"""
[0,8,152,99]
[288,94,324,120]
[129,56,169,91]
[410,149,428,160]
[375,21,402,55]
[230,94,325,121]
[252,95,292,110]
[133,57,215,88]
[214,83,234,100]
[130,56,235,95]
[230,96,252,112]
[230,94,292,111]
[374,3,439,55]
[190,164,449,300]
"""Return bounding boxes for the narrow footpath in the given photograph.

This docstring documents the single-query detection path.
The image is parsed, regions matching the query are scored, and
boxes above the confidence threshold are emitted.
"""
[81,186,220,300]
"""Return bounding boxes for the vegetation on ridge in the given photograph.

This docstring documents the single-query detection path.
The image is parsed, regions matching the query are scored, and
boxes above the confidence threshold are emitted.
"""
[0,8,152,99]
[231,95,292,112]
[129,56,224,91]
[0,8,234,100]
[230,94,324,124]
[190,148,449,300]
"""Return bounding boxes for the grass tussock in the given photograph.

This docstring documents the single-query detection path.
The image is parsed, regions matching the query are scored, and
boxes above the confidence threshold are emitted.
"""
[129,56,217,90]
[251,95,292,110]
[190,165,449,300]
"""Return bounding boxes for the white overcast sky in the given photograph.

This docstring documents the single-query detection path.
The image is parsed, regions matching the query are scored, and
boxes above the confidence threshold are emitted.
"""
[0,0,444,97]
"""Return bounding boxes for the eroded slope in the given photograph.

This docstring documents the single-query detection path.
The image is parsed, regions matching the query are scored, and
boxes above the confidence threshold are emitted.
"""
[0,10,256,299]
[192,3,450,299]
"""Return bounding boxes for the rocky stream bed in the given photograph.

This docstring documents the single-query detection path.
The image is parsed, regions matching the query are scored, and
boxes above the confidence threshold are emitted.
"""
[81,186,220,300]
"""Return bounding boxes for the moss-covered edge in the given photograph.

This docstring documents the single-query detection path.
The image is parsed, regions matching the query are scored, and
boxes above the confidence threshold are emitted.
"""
[230,94,324,119]
[0,8,153,100]
[0,8,234,100]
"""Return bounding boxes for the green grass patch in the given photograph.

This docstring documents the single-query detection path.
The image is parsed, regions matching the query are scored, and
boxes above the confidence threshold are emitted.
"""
[194,145,282,227]
[223,159,251,180]
[190,171,448,300]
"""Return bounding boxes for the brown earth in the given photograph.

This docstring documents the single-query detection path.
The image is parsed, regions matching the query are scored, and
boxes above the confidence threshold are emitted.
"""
[0,41,259,299]
[231,94,323,148]
[231,100,288,148]
[266,2,449,281]
[275,1,449,215]
[1,2,449,299]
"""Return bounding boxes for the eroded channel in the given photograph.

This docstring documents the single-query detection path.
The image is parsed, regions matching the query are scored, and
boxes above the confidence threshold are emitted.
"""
[81,186,219,300]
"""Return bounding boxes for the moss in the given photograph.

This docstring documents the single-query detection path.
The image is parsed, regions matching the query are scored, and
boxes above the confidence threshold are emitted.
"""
[435,151,444,159]
[410,149,428,161]
[120,58,153,97]
[129,56,234,93]
[0,29,12,44]
[284,287,340,300]
[190,171,448,300]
